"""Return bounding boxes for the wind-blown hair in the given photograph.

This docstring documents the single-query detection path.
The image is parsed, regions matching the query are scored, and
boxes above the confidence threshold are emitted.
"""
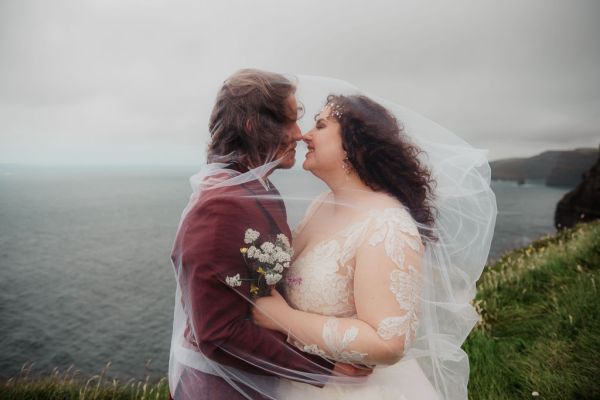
[208,69,299,167]
[326,94,436,237]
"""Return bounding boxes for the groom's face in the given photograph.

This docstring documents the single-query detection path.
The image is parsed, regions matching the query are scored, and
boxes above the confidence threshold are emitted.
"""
[274,95,303,169]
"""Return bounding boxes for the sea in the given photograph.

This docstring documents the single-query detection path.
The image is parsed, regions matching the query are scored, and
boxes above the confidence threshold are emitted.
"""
[0,166,571,379]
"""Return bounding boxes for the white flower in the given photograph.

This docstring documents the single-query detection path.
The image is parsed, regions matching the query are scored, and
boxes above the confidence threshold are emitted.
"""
[277,233,291,249]
[258,253,270,263]
[265,273,282,285]
[277,251,291,263]
[244,229,260,244]
[274,263,284,273]
[531,392,539,397]
[260,242,275,253]
[247,246,258,258]
[225,274,242,287]
[273,250,283,262]
[283,262,290,269]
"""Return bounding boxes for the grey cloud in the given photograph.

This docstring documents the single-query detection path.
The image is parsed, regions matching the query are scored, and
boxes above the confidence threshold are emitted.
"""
[0,0,598,164]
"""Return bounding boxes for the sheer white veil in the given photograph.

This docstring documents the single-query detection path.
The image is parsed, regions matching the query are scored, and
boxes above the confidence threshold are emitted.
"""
[168,73,497,400]
[286,75,496,399]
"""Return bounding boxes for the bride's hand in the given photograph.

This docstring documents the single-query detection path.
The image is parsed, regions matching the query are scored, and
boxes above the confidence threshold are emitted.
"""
[252,289,292,333]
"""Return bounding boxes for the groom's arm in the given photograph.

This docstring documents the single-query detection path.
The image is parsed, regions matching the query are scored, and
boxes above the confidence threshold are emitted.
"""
[177,193,335,380]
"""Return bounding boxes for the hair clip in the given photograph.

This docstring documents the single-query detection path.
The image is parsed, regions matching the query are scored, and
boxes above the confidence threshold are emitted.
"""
[320,102,343,119]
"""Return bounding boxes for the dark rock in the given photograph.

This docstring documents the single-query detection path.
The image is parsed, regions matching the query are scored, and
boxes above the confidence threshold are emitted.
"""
[555,146,600,229]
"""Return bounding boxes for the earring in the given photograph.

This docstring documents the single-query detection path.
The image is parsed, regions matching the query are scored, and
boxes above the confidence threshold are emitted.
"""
[341,152,352,175]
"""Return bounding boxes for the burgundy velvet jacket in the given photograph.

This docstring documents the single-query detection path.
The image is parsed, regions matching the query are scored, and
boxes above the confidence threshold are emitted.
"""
[170,175,333,399]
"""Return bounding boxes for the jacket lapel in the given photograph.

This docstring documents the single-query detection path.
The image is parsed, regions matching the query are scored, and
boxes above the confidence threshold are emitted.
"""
[242,180,289,237]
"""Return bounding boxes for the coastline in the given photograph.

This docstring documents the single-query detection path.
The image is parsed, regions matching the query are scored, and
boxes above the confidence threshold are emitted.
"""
[2,220,599,399]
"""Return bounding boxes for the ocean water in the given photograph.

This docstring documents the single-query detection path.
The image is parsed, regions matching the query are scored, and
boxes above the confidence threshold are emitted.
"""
[0,166,570,379]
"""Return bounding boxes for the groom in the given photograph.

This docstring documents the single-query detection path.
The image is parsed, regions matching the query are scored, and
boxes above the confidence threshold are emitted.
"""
[169,69,367,400]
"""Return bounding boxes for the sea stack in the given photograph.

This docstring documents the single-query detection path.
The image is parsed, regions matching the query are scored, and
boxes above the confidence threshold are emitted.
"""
[555,145,600,229]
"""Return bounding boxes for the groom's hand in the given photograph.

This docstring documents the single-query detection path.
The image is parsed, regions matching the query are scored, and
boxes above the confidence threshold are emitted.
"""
[333,362,373,378]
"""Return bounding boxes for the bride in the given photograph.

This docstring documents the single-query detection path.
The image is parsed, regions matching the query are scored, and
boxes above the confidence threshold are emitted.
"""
[252,94,442,399]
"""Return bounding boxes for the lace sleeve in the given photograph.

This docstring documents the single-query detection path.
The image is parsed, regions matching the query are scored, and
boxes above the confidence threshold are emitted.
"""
[355,208,424,350]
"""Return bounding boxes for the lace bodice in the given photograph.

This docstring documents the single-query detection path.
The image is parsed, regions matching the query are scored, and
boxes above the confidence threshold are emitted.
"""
[282,193,424,365]
[285,238,357,317]
[285,207,419,316]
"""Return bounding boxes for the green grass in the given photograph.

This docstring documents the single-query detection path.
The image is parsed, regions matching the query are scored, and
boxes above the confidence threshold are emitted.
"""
[0,363,170,400]
[464,220,600,400]
[2,221,599,399]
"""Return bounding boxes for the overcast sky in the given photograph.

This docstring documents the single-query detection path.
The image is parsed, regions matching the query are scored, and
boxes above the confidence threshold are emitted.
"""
[0,0,598,165]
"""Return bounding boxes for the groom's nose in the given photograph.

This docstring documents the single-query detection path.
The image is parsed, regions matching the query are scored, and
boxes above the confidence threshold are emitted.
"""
[291,123,302,142]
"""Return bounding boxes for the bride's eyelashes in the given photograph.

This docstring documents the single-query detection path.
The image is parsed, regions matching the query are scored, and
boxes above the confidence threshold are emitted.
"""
[314,117,327,130]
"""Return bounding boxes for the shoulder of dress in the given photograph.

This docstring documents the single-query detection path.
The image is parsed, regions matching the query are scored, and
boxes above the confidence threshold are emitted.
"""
[368,207,419,233]
[355,207,423,255]
[337,207,417,242]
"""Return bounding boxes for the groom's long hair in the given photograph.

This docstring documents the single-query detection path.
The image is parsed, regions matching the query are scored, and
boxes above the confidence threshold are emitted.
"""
[207,69,298,168]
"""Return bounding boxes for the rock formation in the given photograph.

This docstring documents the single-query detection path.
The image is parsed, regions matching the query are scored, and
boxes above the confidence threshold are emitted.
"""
[555,147,600,229]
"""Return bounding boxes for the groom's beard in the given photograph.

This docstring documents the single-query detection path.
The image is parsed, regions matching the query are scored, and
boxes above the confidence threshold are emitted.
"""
[275,143,297,169]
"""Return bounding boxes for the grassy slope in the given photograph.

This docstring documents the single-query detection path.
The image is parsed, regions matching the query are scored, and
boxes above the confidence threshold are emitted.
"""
[2,221,599,399]
[0,365,169,400]
[464,220,600,399]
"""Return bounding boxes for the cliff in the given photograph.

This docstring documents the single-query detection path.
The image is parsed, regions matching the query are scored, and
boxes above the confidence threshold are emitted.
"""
[555,147,600,229]
[490,147,598,187]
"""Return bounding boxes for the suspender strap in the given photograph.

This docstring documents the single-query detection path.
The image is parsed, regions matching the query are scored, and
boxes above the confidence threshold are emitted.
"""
[244,185,280,235]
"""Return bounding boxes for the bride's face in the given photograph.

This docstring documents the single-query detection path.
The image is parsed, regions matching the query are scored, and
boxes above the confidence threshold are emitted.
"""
[302,105,345,174]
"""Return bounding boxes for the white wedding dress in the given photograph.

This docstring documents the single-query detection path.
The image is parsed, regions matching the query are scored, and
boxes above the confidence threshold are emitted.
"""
[275,192,440,400]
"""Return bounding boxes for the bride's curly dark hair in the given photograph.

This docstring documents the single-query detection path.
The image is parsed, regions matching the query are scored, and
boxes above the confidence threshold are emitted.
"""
[326,94,437,237]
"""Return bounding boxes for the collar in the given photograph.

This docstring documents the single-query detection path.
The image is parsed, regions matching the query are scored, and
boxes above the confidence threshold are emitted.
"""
[257,176,271,191]
[228,162,272,191]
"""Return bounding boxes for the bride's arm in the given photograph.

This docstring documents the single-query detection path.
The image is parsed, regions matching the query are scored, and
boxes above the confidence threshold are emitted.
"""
[253,226,423,366]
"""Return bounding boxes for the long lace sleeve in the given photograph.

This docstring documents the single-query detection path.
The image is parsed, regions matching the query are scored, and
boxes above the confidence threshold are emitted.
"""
[283,208,424,366]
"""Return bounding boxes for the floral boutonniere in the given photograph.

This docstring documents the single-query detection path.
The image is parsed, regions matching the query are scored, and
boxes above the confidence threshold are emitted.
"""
[225,228,293,297]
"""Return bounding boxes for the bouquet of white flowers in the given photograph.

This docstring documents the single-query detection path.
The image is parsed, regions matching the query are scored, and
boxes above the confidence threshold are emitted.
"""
[225,228,293,297]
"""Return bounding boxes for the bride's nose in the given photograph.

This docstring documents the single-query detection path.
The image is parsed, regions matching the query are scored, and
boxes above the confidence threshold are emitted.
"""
[302,130,313,143]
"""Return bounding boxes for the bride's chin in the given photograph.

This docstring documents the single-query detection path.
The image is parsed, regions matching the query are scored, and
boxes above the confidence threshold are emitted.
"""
[302,162,318,173]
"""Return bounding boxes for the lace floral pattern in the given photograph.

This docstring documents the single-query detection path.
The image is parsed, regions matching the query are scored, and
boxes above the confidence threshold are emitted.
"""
[285,240,356,317]
[302,344,327,358]
[386,264,421,346]
[376,315,411,341]
[369,209,423,346]
[322,318,368,363]
[368,208,421,267]
[284,199,423,357]
[296,318,368,364]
